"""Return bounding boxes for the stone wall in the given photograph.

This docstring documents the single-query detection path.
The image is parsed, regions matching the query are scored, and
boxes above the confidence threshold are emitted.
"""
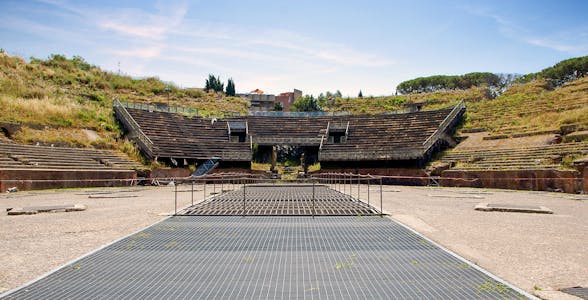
[0,168,137,192]
[0,122,22,138]
[150,168,192,179]
[440,169,581,194]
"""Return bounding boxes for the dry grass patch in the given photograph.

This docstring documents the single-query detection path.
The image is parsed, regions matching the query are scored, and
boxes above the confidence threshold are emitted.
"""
[13,127,115,148]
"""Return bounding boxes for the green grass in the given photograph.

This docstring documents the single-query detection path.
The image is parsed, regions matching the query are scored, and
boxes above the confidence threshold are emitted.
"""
[325,77,588,136]
[3,51,587,167]
[0,52,249,161]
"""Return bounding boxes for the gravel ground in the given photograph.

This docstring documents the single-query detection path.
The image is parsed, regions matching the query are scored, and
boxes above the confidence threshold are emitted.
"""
[0,184,586,299]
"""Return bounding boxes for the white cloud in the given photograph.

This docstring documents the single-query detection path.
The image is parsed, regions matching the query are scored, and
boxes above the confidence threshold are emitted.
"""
[523,29,588,55]
[98,2,188,40]
[18,1,397,95]
[463,5,588,56]
[170,23,395,70]
[109,46,164,59]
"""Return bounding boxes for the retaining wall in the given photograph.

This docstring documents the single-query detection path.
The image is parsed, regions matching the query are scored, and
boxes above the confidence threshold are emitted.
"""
[584,167,588,194]
[150,168,192,179]
[440,169,581,194]
[0,168,136,192]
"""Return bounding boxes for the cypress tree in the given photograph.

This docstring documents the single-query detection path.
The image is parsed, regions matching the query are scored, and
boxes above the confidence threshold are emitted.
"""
[226,78,236,96]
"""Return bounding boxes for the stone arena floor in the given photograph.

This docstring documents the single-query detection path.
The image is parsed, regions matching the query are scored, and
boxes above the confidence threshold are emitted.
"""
[0,184,586,299]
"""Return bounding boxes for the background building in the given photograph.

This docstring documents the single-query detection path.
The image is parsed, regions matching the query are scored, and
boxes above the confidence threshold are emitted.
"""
[238,89,276,111]
[239,88,302,111]
[275,89,302,111]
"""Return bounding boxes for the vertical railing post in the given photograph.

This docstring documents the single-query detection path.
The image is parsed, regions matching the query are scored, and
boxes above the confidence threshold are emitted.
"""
[221,176,224,193]
[329,174,332,189]
[380,177,383,217]
[174,181,178,215]
[191,179,194,206]
[367,178,370,208]
[357,174,360,201]
[203,179,207,199]
[345,173,348,195]
[243,181,246,217]
[349,173,352,196]
[312,180,316,219]
[213,178,216,194]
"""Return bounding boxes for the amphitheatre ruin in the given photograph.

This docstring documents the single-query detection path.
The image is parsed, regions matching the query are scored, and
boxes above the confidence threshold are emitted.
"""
[0,53,587,299]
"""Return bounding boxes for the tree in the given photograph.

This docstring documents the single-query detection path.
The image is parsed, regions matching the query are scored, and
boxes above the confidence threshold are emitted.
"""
[291,95,322,112]
[358,90,363,98]
[396,72,501,94]
[517,55,588,87]
[204,74,224,93]
[273,102,283,111]
[226,78,236,96]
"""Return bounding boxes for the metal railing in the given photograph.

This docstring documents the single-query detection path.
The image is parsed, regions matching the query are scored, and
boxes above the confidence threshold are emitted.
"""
[422,100,466,151]
[118,100,201,116]
[248,111,351,117]
[192,158,220,176]
[113,99,155,156]
[169,172,388,217]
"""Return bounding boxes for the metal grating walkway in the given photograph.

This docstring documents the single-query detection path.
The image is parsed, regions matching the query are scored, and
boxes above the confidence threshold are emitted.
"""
[561,287,588,299]
[2,216,528,299]
[179,184,378,216]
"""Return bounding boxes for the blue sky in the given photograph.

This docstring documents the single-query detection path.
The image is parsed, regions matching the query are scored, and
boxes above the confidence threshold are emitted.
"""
[1,0,587,96]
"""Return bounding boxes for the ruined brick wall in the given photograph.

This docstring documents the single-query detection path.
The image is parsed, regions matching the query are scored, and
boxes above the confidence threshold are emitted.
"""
[440,169,581,194]
[0,169,136,192]
[150,168,192,179]
[584,167,588,194]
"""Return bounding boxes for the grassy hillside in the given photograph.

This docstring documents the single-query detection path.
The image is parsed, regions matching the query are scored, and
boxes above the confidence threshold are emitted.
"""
[2,51,586,162]
[322,87,490,114]
[462,77,588,134]
[325,77,588,136]
[0,53,248,151]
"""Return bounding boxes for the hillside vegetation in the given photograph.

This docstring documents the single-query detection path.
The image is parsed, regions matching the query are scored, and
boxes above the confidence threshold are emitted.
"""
[326,77,588,136]
[1,51,587,156]
[396,72,504,94]
[325,56,588,137]
[0,53,248,151]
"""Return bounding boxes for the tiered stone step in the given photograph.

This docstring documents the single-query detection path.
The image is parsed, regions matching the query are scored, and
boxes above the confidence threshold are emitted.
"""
[320,107,458,160]
[440,142,588,170]
[0,142,141,170]
[126,108,251,161]
[122,103,463,163]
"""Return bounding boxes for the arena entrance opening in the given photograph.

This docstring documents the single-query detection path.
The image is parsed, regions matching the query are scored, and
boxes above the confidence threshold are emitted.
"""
[253,143,319,174]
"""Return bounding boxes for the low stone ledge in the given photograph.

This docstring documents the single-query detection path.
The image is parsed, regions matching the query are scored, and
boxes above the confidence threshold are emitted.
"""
[7,204,86,215]
[474,202,553,214]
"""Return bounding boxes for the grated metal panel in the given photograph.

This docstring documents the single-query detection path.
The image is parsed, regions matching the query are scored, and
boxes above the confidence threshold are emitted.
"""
[2,216,528,299]
[561,287,588,299]
[179,184,378,216]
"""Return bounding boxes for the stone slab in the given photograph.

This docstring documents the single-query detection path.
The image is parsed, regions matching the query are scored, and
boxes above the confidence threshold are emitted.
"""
[7,204,86,215]
[475,202,553,214]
